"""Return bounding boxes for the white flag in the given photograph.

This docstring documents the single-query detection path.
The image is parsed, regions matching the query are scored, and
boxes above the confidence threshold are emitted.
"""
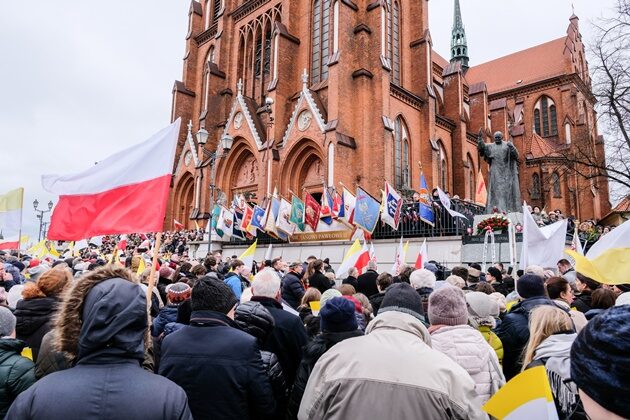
[436,187,468,219]
[520,203,568,270]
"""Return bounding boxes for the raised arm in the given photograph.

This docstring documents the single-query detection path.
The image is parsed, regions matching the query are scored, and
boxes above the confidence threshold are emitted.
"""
[477,130,490,159]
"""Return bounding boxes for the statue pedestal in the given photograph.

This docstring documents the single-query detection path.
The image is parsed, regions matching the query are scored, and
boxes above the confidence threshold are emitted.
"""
[473,212,524,231]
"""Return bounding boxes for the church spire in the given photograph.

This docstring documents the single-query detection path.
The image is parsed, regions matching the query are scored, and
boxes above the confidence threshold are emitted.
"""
[450,0,469,71]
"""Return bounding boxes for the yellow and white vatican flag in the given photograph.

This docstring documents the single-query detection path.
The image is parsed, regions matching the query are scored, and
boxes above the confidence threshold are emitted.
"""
[565,219,630,285]
[238,239,257,269]
[336,239,363,278]
[0,188,24,250]
[483,365,558,419]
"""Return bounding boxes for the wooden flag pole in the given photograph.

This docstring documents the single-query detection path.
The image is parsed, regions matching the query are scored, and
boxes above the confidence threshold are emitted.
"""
[146,231,162,308]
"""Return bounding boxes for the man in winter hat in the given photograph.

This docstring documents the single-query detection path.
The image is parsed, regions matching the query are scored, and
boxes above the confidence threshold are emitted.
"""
[159,275,275,420]
[298,283,485,420]
[7,266,192,420]
[287,297,362,418]
[571,305,630,419]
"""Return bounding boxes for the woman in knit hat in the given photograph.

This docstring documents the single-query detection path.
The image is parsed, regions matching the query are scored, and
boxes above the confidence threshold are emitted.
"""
[466,292,504,366]
[428,286,505,402]
[522,306,580,419]
[14,267,72,360]
[571,305,630,419]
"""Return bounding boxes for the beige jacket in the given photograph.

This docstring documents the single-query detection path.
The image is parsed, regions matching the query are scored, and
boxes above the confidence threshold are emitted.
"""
[298,311,487,420]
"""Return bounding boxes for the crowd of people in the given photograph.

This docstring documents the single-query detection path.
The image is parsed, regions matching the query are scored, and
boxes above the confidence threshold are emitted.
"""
[0,238,628,420]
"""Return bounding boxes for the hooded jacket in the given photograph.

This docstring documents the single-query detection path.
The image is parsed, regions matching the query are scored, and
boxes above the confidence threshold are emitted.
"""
[7,267,192,420]
[494,296,559,380]
[159,309,276,420]
[429,325,505,402]
[14,297,58,361]
[0,338,36,417]
[298,311,486,420]
[287,329,364,419]
[234,301,288,418]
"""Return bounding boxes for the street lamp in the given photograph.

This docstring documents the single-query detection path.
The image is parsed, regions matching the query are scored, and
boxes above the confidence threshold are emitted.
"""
[196,127,209,145]
[33,199,53,241]
[207,133,234,252]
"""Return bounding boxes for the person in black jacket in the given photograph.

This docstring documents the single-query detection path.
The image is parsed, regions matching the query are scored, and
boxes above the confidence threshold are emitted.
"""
[306,259,332,294]
[573,273,600,313]
[287,297,363,419]
[356,261,379,297]
[7,266,192,420]
[342,267,359,290]
[0,306,35,417]
[281,262,305,309]
[234,301,288,418]
[369,272,394,316]
[160,275,275,420]
[14,267,71,361]
[494,274,562,380]
[251,269,309,389]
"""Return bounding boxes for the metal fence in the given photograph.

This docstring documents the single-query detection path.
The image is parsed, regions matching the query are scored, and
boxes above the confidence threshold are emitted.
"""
[227,199,486,246]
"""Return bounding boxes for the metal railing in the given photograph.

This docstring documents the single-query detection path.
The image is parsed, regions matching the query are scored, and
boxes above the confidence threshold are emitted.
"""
[225,199,485,245]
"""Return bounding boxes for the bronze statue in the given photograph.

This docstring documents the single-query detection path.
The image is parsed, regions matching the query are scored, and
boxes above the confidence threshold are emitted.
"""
[477,130,521,213]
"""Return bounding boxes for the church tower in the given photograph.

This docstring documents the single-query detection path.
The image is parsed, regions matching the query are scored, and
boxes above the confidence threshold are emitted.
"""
[450,0,469,71]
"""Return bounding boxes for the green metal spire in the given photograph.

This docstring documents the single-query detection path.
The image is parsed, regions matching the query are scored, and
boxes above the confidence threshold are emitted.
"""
[450,0,469,70]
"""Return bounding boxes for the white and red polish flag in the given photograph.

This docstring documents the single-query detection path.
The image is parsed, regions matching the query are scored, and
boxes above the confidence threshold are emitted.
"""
[43,119,181,240]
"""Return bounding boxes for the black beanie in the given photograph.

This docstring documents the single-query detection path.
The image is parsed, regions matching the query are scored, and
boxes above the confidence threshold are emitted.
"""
[320,297,357,333]
[378,283,425,322]
[191,277,238,314]
[516,274,546,299]
[571,305,630,418]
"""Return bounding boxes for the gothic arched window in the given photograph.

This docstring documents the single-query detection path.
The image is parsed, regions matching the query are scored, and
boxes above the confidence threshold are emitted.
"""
[467,154,475,201]
[532,173,541,199]
[202,47,214,112]
[552,172,561,198]
[383,1,401,85]
[534,95,558,137]
[311,0,331,85]
[437,141,448,190]
[394,117,410,190]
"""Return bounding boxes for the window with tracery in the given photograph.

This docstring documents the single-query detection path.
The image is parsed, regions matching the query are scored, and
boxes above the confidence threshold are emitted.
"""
[552,172,561,198]
[437,141,448,190]
[532,173,541,199]
[311,0,331,85]
[394,117,410,189]
[534,95,558,137]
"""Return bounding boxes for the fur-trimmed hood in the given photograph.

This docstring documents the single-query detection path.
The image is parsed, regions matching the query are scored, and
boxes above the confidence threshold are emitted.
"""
[53,266,149,363]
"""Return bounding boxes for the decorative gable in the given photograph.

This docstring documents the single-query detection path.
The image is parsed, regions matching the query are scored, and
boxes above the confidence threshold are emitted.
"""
[281,69,327,147]
[221,79,265,151]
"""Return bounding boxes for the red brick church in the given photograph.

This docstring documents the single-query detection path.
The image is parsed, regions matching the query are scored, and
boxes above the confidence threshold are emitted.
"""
[166,0,610,230]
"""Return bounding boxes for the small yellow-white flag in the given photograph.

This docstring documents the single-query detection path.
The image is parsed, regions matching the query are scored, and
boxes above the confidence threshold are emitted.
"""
[136,257,146,275]
[483,365,558,419]
[238,240,257,269]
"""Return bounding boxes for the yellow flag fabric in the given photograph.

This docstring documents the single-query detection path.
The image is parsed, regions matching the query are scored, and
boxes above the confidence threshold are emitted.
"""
[309,301,321,316]
[483,365,558,419]
[47,242,60,258]
[194,220,200,231]
[565,219,630,285]
[238,240,257,269]
[27,240,49,259]
[0,188,23,212]
[21,347,33,361]
[136,257,146,275]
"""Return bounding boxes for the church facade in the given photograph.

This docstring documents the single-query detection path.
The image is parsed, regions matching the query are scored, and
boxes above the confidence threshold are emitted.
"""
[166,0,610,230]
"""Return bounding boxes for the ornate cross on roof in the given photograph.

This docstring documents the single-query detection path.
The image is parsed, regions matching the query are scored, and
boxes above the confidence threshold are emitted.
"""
[237,78,243,96]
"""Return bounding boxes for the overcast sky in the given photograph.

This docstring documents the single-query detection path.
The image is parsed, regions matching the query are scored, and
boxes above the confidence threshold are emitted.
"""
[0,0,615,242]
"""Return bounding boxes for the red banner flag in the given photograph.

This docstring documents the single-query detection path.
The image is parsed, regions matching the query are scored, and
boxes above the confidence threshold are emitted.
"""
[304,193,321,232]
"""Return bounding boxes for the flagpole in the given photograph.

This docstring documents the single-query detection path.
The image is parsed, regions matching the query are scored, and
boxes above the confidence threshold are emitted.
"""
[146,232,162,308]
[16,227,22,258]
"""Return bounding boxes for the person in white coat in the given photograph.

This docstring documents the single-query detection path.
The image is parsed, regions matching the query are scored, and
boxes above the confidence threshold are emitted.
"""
[428,285,505,402]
